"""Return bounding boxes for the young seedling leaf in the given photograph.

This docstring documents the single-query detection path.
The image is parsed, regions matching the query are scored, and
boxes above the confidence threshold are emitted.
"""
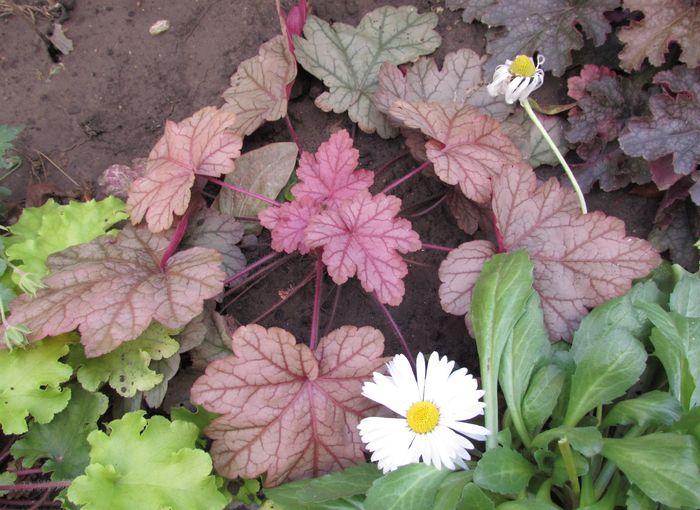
[222,35,296,136]
[3,224,225,357]
[305,192,421,306]
[4,197,128,284]
[11,384,108,480]
[67,411,230,510]
[69,322,180,397]
[98,158,146,200]
[617,0,700,71]
[0,335,73,435]
[128,107,242,232]
[294,6,441,138]
[375,49,513,124]
[181,208,246,278]
[439,164,660,340]
[389,101,521,203]
[190,324,387,486]
[0,125,22,169]
[480,0,620,76]
[216,142,298,233]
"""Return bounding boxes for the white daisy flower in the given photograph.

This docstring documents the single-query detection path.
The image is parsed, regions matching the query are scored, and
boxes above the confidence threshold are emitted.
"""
[357,352,488,473]
[487,54,545,104]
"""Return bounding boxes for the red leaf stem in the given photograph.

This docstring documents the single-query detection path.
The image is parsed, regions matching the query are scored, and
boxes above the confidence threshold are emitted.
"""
[309,256,324,350]
[224,251,280,286]
[28,489,51,510]
[0,440,13,464]
[0,480,71,492]
[207,177,281,207]
[405,193,448,218]
[15,468,44,477]
[222,253,294,302]
[374,152,410,178]
[3,501,60,508]
[159,201,195,272]
[250,268,315,324]
[381,161,432,194]
[323,284,342,336]
[285,115,302,153]
[421,242,453,252]
[371,292,415,368]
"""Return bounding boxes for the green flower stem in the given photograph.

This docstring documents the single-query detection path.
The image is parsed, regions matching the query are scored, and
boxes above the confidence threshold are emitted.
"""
[557,437,580,497]
[520,98,587,215]
[483,358,499,450]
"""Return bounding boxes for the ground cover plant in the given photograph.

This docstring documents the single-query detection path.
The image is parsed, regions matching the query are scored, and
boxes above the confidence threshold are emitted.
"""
[1,0,699,508]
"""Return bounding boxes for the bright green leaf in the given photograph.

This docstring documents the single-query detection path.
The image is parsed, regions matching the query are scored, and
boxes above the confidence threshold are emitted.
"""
[532,426,602,457]
[522,364,565,434]
[70,322,179,397]
[67,411,230,510]
[231,478,262,506]
[0,125,22,169]
[564,330,646,427]
[0,471,17,496]
[364,463,451,510]
[671,407,700,442]
[170,406,220,433]
[473,447,536,496]
[603,391,682,429]
[10,384,108,480]
[601,433,700,508]
[294,6,441,138]
[0,334,74,434]
[4,197,127,285]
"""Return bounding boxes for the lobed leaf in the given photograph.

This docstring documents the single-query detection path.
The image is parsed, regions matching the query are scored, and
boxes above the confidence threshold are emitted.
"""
[617,0,700,71]
[67,411,230,510]
[3,224,224,357]
[305,192,421,305]
[439,164,660,339]
[191,324,387,486]
[294,6,441,138]
[128,107,242,232]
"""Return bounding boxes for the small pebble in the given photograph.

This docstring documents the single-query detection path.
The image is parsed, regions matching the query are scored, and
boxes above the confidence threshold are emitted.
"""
[149,19,171,36]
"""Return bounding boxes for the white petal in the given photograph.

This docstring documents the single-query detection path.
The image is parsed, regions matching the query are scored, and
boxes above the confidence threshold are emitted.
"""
[416,352,426,399]
[445,419,490,441]
[362,373,412,416]
[505,76,525,104]
[387,354,420,403]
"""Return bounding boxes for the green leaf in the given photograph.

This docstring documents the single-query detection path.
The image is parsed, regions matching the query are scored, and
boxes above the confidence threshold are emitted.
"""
[170,405,220,433]
[459,483,496,510]
[669,265,700,317]
[0,334,74,434]
[364,463,451,510]
[0,125,22,169]
[232,478,262,506]
[626,485,658,510]
[601,433,700,508]
[10,384,108,480]
[67,411,230,510]
[4,197,127,285]
[434,471,473,509]
[603,391,682,429]
[473,447,536,496]
[564,330,647,427]
[522,364,565,434]
[671,407,700,442]
[216,142,298,234]
[294,6,441,138]
[531,426,603,457]
[0,471,17,496]
[551,449,588,488]
[497,500,562,510]
[70,322,180,397]
[300,463,382,503]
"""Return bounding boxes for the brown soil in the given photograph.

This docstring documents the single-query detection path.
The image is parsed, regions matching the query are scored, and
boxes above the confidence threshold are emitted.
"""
[0,0,661,378]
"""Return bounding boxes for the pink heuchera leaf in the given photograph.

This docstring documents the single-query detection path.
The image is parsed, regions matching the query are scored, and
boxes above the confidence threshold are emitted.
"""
[439,163,661,340]
[2,225,225,357]
[190,324,387,486]
[389,100,522,203]
[567,64,616,101]
[258,130,373,254]
[305,192,421,306]
[278,0,307,54]
[128,107,242,232]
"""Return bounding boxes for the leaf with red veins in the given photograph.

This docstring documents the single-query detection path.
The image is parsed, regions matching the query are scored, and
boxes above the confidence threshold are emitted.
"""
[128,107,242,233]
[258,198,321,255]
[439,164,660,340]
[305,192,421,306]
[567,64,616,101]
[389,100,522,203]
[446,187,492,235]
[2,225,225,357]
[291,130,374,209]
[190,324,387,486]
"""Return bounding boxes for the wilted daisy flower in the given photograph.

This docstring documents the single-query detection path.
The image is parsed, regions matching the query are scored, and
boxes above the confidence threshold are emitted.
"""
[357,352,488,473]
[487,54,545,104]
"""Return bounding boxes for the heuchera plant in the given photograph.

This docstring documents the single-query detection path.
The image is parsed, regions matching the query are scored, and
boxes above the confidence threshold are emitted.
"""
[2,1,700,509]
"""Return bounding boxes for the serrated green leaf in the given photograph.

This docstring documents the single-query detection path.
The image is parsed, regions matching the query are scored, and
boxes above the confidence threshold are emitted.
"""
[70,322,180,397]
[67,411,230,510]
[294,6,441,138]
[532,426,602,457]
[459,483,496,510]
[522,364,564,434]
[601,433,700,508]
[11,384,108,480]
[265,479,365,510]
[364,463,451,510]
[0,334,74,434]
[669,265,700,317]
[232,478,262,506]
[4,197,127,285]
[473,447,536,496]
[434,470,473,509]
[603,391,682,429]
[0,125,22,170]
[564,330,647,427]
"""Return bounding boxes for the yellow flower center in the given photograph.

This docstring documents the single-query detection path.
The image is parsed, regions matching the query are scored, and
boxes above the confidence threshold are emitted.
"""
[406,401,440,434]
[510,55,537,77]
